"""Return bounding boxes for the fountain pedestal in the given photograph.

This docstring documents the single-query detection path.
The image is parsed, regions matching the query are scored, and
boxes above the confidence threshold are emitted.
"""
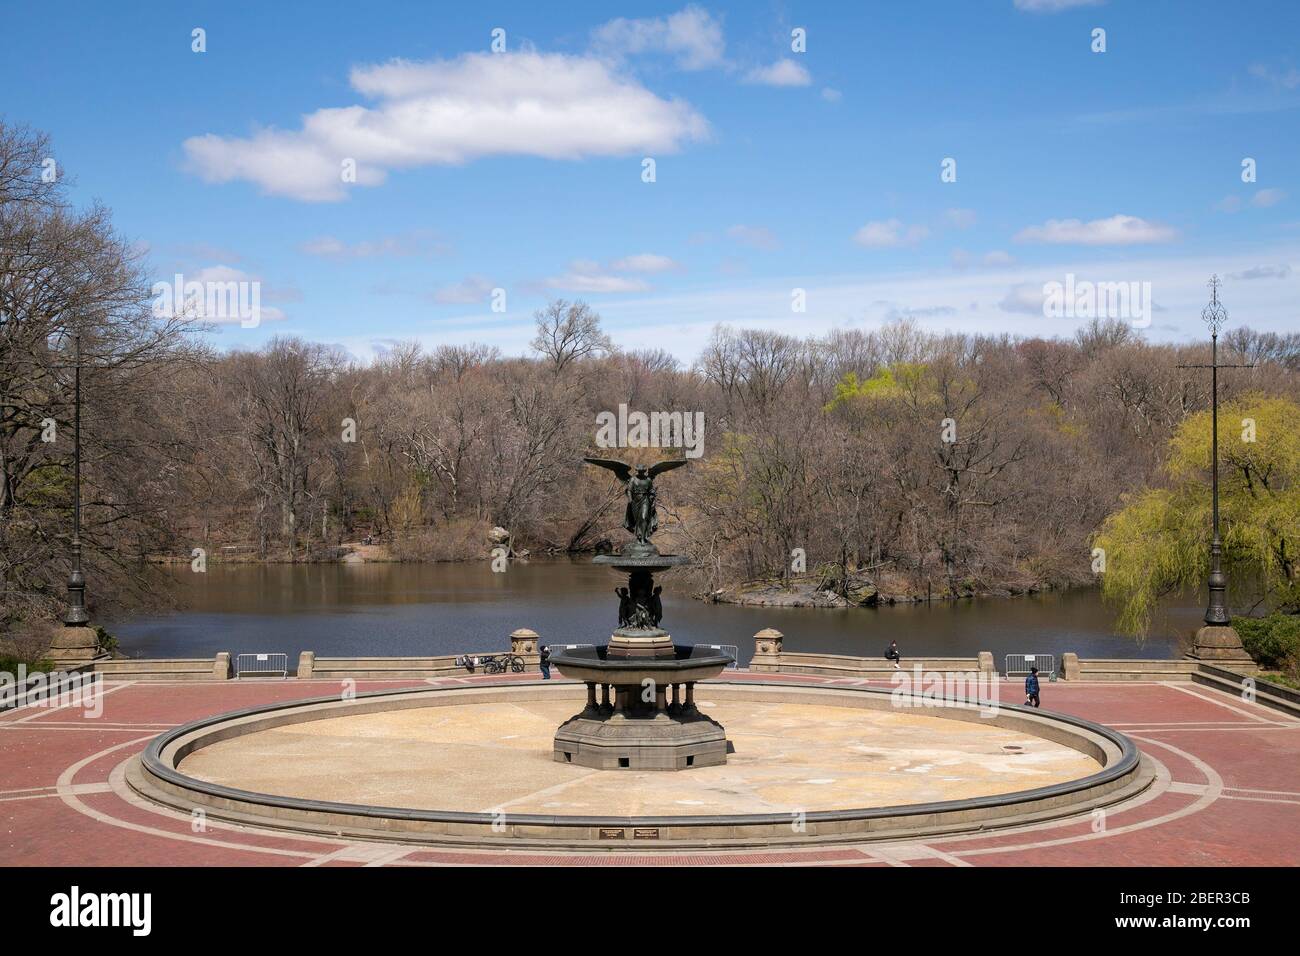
[550,548,734,770]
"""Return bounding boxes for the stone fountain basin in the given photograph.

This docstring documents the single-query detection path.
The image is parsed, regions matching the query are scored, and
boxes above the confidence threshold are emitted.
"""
[550,644,732,685]
[592,553,690,571]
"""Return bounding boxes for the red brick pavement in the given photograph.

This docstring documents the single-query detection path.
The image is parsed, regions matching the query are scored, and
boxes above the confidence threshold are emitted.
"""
[2,671,1297,867]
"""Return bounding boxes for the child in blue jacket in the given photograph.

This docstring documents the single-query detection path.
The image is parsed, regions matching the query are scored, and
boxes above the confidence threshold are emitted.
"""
[1024,667,1041,708]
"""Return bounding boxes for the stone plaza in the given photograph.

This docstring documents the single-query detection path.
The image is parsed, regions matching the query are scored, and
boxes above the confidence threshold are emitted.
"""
[3,625,1296,866]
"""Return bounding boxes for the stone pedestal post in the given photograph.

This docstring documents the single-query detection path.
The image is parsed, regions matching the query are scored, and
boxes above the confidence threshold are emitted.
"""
[296,651,314,679]
[1061,653,1080,681]
[977,651,995,675]
[1186,625,1259,674]
[46,625,106,669]
[751,628,783,673]
[214,652,232,680]
[510,628,540,661]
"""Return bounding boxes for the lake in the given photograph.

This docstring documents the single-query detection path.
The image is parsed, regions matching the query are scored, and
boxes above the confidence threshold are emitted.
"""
[108,560,1195,667]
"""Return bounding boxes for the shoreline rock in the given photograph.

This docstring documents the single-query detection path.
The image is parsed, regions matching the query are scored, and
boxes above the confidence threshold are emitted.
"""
[707,579,1064,608]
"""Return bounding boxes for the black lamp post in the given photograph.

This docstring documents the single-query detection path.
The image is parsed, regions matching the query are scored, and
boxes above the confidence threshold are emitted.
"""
[62,333,90,627]
[1178,276,1252,628]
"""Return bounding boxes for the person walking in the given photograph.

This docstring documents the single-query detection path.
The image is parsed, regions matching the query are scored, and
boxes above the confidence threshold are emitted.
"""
[539,644,551,680]
[885,640,902,670]
[1024,667,1041,708]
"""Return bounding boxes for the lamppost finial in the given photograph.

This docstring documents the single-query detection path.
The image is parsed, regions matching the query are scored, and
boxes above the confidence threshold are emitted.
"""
[1202,274,1227,337]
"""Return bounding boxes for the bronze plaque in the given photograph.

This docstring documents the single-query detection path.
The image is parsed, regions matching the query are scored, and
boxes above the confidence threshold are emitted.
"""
[599,828,625,840]
[633,828,660,840]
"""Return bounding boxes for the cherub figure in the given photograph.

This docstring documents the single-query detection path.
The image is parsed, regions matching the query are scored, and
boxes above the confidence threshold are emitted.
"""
[615,586,632,627]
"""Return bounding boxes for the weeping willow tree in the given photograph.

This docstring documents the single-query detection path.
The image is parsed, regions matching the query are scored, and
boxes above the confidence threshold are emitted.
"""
[1095,396,1300,638]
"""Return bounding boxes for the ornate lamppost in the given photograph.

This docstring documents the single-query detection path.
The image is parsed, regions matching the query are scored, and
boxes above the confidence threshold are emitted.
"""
[63,334,89,626]
[1177,277,1257,670]
[47,332,104,666]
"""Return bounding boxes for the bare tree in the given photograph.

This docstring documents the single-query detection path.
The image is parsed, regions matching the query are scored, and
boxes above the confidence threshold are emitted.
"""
[0,121,194,632]
[530,300,612,374]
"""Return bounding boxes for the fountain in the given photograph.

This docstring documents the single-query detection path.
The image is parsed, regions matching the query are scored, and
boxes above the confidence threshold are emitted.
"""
[550,457,734,770]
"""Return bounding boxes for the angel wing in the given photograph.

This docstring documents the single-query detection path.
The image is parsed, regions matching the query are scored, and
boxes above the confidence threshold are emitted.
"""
[647,458,689,478]
[583,457,633,482]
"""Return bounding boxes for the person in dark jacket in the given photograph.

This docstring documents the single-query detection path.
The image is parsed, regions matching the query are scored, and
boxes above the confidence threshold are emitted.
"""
[885,640,901,670]
[1025,667,1041,708]
[539,644,551,680]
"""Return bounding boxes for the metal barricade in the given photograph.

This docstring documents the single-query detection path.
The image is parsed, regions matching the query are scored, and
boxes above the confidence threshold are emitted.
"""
[696,644,740,669]
[1005,654,1056,682]
[234,653,288,679]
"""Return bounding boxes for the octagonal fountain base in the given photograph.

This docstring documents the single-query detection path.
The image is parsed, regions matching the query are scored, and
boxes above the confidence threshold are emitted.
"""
[550,637,734,770]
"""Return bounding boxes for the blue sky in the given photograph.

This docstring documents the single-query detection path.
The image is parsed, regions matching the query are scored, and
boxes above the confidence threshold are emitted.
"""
[3,0,1298,360]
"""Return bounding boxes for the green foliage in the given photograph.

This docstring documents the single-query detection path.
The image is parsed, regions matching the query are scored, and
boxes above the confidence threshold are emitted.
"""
[0,655,54,674]
[94,626,118,655]
[17,464,71,508]
[1097,396,1300,638]
[1233,613,1300,670]
[823,364,925,411]
[1037,400,1086,439]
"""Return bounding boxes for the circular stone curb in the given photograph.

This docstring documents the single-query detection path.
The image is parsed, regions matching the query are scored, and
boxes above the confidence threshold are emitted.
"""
[131,680,1151,849]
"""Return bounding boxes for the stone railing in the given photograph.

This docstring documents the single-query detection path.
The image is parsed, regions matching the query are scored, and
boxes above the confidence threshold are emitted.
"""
[87,625,1286,700]
[1193,661,1300,718]
[94,653,231,681]
[752,627,990,677]
[295,628,543,679]
[1063,655,1200,682]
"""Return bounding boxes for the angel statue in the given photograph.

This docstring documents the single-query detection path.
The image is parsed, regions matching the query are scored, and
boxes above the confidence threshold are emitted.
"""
[583,457,688,545]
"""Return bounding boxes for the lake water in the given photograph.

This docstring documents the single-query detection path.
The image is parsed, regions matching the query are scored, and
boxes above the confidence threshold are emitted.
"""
[108,560,1194,667]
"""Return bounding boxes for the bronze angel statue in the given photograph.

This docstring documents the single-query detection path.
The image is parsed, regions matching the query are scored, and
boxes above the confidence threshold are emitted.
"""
[583,457,688,545]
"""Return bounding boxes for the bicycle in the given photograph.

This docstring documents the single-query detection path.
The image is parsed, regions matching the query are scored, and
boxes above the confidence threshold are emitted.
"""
[481,654,525,674]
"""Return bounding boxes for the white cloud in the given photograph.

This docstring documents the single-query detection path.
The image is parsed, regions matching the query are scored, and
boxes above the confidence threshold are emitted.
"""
[885,304,957,322]
[545,273,650,294]
[1014,214,1177,245]
[432,275,496,304]
[1248,62,1300,90]
[821,87,842,102]
[1227,264,1291,280]
[1253,188,1287,208]
[610,253,681,273]
[183,52,709,201]
[726,224,779,250]
[151,265,287,325]
[945,208,977,229]
[1013,0,1104,12]
[853,219,929,248]
[954,248,1015,269]
[1216,195,1243,214]
[300,231,447,259]
[999,282,1048,315]
[541,259,651,294]
[591,5,726,71]
[744,59,812,87]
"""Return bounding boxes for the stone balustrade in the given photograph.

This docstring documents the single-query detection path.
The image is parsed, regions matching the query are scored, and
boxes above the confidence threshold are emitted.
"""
[80,625,1288,719]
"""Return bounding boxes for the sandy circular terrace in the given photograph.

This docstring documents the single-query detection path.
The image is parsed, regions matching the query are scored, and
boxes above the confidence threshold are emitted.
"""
[178,697,1102,816]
